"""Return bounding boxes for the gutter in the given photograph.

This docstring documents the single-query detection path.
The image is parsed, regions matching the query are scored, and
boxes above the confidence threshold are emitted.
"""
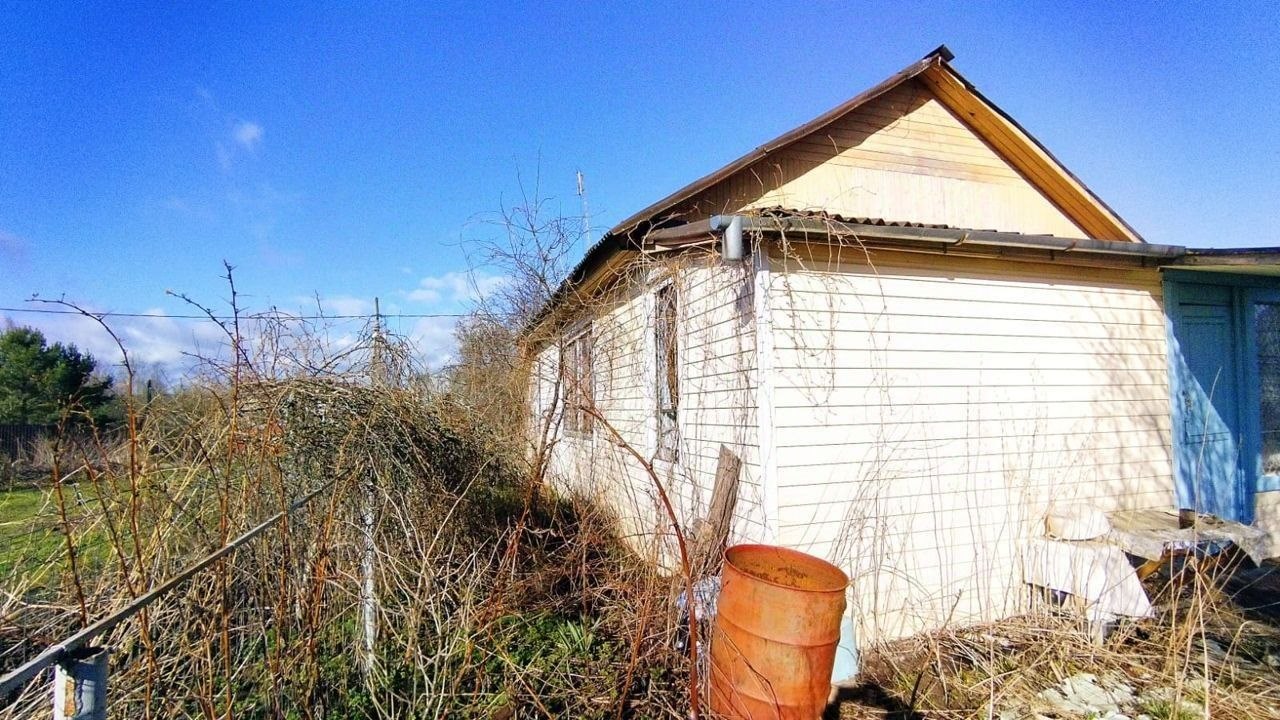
[525,214,1195,345]
[1172,247,1280,268]
[647,215,1187,265]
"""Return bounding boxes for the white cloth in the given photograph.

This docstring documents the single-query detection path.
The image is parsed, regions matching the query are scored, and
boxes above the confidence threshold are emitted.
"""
[1023,537,1154,621]
[1045,504,1112,541]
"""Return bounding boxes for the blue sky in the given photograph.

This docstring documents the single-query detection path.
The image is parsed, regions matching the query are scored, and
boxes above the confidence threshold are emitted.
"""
[1,1,1278,372]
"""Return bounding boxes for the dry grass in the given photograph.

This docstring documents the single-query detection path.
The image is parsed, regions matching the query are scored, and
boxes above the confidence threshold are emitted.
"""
[0,300,690,719]
[836,558,1280,719]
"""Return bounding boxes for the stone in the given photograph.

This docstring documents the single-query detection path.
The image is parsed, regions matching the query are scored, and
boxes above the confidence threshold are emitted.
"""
[1035,673,1136,717]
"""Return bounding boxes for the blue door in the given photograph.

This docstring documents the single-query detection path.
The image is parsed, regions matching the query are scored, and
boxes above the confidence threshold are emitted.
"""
[1168,283,1246,521]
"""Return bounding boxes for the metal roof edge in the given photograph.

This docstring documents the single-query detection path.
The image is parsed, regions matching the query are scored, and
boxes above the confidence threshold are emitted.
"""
[738,216,1181,260]
[1172,247,1280,267]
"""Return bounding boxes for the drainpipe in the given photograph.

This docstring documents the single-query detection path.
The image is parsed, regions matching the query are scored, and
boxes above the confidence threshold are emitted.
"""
[710,215,744,262]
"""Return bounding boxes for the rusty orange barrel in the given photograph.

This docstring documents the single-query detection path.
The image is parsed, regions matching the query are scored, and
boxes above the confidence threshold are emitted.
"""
[710,544,848,719]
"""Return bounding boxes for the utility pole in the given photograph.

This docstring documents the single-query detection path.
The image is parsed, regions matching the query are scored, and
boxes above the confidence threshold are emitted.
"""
[361,298,383,676]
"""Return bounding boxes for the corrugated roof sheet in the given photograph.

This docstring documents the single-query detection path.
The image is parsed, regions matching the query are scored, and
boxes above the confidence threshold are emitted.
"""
[753,207,955,231]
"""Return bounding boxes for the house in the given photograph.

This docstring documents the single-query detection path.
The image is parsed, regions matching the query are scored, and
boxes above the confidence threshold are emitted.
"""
[523,46,1280,649]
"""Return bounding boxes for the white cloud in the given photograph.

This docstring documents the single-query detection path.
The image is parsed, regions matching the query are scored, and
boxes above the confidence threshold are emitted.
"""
[233,121,263,150]
[295,294,376,317]
[215,120,264,171]
[404,271,507,305]
[3,272,501,385]
[404,316,460,369]
[113,310,229,366]
[393,270,510,368]
[4,307,228,378]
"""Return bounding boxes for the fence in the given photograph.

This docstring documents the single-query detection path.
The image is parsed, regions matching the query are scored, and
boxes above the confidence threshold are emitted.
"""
[0,426,50,463]
[0,481,334,719]
[0,311,500,718]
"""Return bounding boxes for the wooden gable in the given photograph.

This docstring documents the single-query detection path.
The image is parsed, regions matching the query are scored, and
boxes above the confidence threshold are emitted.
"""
[670,78,1088,237]
[612,47,1141,243]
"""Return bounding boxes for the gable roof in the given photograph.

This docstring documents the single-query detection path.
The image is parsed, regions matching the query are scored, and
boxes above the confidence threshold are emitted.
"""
[609,45,1142,244]
[525,46,1146,340]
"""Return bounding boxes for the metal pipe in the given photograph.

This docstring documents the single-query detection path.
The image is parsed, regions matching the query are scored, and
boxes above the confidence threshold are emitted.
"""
[710,215,745,261]
[53,647,108,720]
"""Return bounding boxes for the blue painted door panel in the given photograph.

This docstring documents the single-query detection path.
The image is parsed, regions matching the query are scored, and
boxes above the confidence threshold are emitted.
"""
[1171,286,1245,521]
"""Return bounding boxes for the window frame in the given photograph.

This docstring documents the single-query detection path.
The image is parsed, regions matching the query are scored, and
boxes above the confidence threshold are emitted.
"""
[1248,289,1280,492]
[653,282,680,462]
[562,324,594,438]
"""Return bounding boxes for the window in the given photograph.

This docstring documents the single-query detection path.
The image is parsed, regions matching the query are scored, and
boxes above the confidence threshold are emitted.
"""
[563,328,594,435]
[654,284,679,461]
[1256,303,1280,475]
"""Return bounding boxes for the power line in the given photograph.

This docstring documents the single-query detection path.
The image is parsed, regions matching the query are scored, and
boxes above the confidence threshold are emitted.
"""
[0,306,505,321]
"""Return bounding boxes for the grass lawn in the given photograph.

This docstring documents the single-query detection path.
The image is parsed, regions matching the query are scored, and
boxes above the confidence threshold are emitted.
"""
[1,467,226,595]
[0,480,121,587]
[0,483,65,580]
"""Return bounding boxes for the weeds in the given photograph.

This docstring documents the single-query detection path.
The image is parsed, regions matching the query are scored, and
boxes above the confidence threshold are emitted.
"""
[840,559,1280,719]
[0,285,688,718]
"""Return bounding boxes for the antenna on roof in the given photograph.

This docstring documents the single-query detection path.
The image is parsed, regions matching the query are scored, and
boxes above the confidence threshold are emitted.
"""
[576,169,592,246]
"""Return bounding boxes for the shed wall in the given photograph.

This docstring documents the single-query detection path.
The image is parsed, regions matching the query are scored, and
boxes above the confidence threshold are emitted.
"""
[529,256,766,558]
[766,245,1175,643]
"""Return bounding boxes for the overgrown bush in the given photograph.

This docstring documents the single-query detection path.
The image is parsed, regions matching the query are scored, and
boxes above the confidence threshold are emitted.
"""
[0,307,687,719]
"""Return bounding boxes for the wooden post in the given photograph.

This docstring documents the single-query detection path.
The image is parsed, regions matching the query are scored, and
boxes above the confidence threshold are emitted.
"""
[53,647,108,720]
[691,445,741,577]
[360,299,383,675]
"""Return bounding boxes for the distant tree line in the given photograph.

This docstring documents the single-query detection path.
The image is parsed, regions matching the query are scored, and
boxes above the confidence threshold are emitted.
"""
[0,326,121,427]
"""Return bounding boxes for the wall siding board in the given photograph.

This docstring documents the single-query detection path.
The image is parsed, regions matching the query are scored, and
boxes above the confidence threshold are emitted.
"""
[773,384,1172,407]
[766,251,1176,644]
[660,79,1093,238]
[530,255,765,563]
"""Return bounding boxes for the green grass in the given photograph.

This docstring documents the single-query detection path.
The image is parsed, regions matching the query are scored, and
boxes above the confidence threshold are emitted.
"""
[0,483,66,580]
[0,480,122,587]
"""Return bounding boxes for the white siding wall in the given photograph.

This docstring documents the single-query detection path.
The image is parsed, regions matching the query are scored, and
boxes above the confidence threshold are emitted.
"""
[531,283,657,548]
[529,255,765,560]
[677,259,766,543]
[766,246,1175,643]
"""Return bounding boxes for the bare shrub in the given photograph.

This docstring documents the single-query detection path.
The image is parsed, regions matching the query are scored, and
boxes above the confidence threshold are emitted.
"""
[0,274,686,718]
